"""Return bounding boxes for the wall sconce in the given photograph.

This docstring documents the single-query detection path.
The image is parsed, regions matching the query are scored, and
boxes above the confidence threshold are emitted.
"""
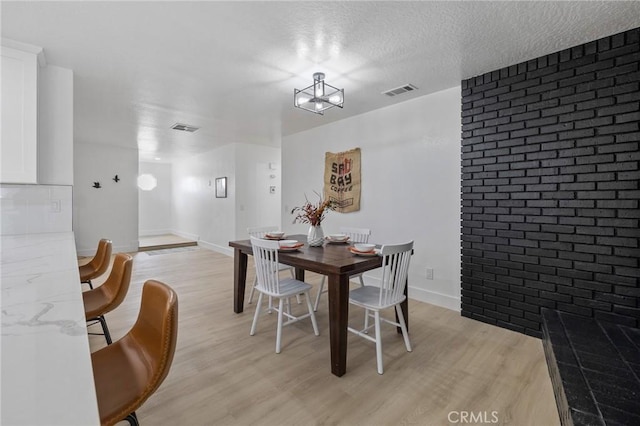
[137,174,157,191]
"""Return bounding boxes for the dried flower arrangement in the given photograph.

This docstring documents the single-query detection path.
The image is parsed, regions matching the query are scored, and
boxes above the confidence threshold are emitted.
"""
[291,192,336,227]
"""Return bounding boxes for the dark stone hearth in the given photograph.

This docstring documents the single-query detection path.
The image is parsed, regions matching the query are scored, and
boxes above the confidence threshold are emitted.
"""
[542,309,640,426]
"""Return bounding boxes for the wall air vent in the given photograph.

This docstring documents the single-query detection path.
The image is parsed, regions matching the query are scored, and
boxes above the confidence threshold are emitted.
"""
[382,84,418,97]
[171,123,199,133]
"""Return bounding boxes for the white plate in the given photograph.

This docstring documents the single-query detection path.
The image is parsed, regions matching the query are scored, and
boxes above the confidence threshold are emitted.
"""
[265,231,284,237]
[279,245,303,252]
[348,247,380,257]
[326,237,350,244]
[354,243,375,252]
[279,239,299,248]
[264,234,285,240]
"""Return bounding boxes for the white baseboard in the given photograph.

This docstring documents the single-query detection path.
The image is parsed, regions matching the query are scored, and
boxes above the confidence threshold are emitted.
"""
[198,240,234,257]
[408,286,461,312]
[362,274,460,312]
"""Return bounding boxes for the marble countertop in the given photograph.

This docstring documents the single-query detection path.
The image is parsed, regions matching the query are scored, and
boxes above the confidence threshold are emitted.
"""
[1,232,99,425]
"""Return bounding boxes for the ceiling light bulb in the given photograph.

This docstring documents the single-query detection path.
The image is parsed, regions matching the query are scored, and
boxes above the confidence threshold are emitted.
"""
[315,101,323,110]
[297,96,310,105]
[329,95,342,104]
[314,78,325,97]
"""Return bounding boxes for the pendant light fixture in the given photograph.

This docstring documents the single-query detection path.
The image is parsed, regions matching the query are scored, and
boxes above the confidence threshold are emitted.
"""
[294,72,344,115]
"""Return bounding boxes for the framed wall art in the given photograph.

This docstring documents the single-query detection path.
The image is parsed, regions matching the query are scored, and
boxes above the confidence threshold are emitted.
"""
[215,177,227,198]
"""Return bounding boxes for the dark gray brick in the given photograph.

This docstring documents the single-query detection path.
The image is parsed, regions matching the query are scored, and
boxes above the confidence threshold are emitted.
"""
[461,28,640,335]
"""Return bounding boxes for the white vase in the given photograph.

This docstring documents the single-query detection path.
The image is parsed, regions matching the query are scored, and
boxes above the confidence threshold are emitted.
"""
[307,225,324,247]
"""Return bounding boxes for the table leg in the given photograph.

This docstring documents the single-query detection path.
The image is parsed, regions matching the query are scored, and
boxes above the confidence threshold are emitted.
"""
[294,267,305,281]
[233,248,248,314]
[396,278,409,333]
[327,273,349,377]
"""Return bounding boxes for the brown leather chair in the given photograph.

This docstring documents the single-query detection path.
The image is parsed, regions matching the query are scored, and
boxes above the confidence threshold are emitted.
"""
[83,253,133,344]
[91,280,179,426]
[79,239,112,289]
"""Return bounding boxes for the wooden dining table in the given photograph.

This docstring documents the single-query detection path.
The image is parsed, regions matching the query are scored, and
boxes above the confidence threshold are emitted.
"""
[229,234,409,377]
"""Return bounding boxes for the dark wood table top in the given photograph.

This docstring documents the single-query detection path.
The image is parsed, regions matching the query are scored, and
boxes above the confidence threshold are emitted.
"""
[229,234,383,276]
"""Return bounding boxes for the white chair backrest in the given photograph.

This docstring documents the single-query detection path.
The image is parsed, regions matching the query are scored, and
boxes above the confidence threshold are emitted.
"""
[250,236,282,295]
[247,226,278,238]
[378,241,413,306]
[339,227,370,243]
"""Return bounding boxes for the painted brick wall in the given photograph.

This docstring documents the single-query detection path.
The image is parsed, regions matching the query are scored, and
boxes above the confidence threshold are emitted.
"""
[461,28,639,337]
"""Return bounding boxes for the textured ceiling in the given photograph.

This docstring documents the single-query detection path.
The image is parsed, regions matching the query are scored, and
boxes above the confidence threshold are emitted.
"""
[2,1,639,162]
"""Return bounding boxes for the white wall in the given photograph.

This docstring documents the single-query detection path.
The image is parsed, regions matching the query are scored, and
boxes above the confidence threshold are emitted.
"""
[38,65,73,185]
[172,144,236,253]
[234,143,282,238]
[171,143,281,255]
[282,87,462,311]
[73,143,138,255]
[138,161,172,236]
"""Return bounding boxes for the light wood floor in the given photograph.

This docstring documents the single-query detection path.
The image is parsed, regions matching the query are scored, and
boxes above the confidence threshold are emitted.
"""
[138,234,197,251]
[87,247,560,426]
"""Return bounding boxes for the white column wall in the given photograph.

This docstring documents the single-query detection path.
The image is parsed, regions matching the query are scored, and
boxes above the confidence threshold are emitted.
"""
[138,161,172,236]
[73,142,139,255]
[38,65,74,185]
[171,144,236,254]
[234,143,282,239]
[171,143,281,255]
[282,87,462,311]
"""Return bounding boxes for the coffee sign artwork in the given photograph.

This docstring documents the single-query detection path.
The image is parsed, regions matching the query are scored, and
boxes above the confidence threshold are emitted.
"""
[323,147,361,213]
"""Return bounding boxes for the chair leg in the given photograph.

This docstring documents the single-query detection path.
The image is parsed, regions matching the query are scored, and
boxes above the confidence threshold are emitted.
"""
[396,304,412,352]
[364,308,370,332]
[248,276,257,304]
[82,280,94,289]
[305,292,320,336]
[276,298,284,354]
[250,293,263,335]
[97,315,113,345]
[290,268,303,304]
[313,276,326,311]
[358,274,365,287]
[124,412,139,426]
[374,311,383,375]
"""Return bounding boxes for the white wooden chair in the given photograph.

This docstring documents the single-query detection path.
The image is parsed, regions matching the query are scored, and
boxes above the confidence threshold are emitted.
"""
[249,237,319,353]
[247,226,296,305]
[314,227,371,311]
[347,241,413,374]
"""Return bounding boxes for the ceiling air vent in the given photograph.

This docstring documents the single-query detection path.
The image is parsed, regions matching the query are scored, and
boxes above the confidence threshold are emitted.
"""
[171,123,199,133]
[382,84,418,97]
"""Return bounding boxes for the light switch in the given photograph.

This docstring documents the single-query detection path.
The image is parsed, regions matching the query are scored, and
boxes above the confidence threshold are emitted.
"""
[426,268,434,280]
[50,200,61,213]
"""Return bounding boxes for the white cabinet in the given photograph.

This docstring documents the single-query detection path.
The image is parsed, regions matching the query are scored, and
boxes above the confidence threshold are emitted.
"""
[1,42,41,183]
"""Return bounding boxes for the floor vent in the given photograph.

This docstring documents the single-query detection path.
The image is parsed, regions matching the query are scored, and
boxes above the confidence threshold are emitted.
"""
[382,84,418,97]
[171,123,199,132]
